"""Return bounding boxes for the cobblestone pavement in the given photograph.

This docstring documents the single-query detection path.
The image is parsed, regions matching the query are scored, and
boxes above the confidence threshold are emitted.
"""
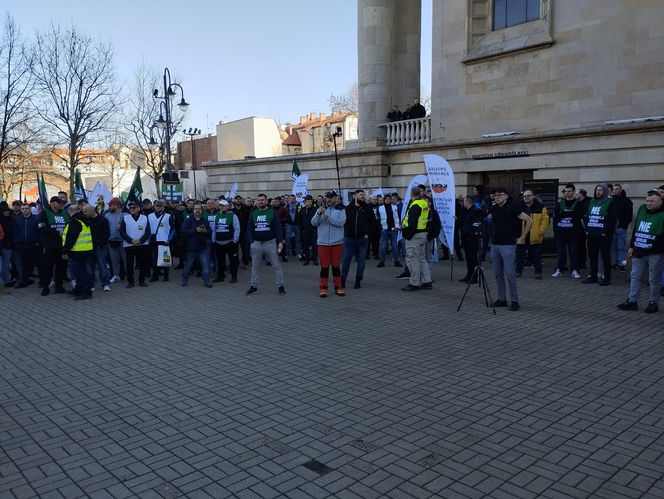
[1,255,663,498]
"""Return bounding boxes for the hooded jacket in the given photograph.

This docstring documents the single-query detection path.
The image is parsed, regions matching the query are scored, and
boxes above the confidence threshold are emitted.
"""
[585,183,618,238]
[312,204,346,246]
[612,190,634,229]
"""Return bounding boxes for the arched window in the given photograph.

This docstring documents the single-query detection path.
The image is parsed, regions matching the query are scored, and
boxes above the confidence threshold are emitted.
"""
[493,0,540,30]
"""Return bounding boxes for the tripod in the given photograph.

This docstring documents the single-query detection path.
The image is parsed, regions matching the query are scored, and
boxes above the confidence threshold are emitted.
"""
[457,234,496,314]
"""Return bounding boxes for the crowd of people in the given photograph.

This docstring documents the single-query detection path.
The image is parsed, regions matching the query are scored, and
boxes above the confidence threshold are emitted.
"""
[0,182,662,312]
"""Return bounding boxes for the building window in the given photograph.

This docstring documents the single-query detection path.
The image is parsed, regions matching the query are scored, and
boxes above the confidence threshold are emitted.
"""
[493,0,540,30]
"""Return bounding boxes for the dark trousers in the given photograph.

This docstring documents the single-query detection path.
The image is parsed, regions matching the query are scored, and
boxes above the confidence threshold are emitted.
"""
[577,232,588,269]
[125,245,149,284]
[214,241,239,279]
[15,245,38,285]
[462,237,479,278]
[71,252,93,296]
[239,231,250,265]
[367,228,380,259]
[515,244,543,274]
[301,230,318,263]
[150,242,170,279]
[556,236,579,271]
[39,246,67,290]
[588,235,612,281]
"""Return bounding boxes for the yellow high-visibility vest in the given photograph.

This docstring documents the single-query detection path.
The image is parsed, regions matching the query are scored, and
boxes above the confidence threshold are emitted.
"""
[62,218,93,252]
[402,199,429,230]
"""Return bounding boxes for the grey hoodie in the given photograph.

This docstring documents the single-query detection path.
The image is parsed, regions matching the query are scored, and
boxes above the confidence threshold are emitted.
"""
[312,204,346,246]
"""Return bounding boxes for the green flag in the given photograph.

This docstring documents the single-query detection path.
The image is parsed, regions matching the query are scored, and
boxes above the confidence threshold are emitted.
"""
[291,159,301,181]
[124,168,143,208]
[37,173,49,211]
[74,169,87,202]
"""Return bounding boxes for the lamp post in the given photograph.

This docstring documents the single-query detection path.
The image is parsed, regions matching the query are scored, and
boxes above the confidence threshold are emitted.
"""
[152,67,189,183]
[183,127,201,199]
[326,124,343,200]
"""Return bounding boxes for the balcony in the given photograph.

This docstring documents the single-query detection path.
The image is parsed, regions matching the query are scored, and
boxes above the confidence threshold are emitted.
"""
[379,117,431,146]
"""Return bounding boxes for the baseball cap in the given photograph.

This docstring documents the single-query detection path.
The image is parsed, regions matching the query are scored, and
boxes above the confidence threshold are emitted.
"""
[324,190,337,197]
[219,200,229,206]
[50,196,63,203]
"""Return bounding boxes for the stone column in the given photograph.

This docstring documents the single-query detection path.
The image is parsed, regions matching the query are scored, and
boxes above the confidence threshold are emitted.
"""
[358,0,421,146]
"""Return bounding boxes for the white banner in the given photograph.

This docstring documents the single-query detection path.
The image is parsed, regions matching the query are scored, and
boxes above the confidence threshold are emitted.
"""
[370,187,384,198]
[292,173,309,203]
[423,154,456,250]
[89,181,112,211]
[224,181,238,200]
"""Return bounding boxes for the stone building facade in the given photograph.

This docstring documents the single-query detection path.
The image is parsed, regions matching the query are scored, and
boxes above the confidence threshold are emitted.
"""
[207,0,664,201]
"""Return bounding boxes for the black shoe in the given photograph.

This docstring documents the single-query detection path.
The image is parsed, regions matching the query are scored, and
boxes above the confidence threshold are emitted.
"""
[617,300,638,311]
[618,265,626,272]
[213,276,225,282]
[246,286,257,295]
[535,274,542,280]
[468,277,478,284]
[74,294,92,301]
[4,280,17,288]
[459,277,471,283]
[377,262,385,268]
[515,272,522,278]
[396,271,410,280]
[394,261,403,267]
[599,279,611,286]
[644,302,659,314]
[303,261,310,266]
[14,283,28,289]
[611,264,619,270]
[312,259,318,265]
[53,287,65,294]
[230,277,237,283]
[126,282,134,288]
[163,276,169,282]
[353,280,361,289]
[204,282,213,288]
[492,300,508,307]
[420,282,432,290]
[181,282,188,287]
[582,276,598,284]
[138,282,148,287]
[509,301,520,311]
[40,288,50,296]
[401,284,420,291]
[278,286,286,295]
[149,276,159,282]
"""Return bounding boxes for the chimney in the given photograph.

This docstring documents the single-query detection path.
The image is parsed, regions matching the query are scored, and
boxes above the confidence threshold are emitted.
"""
[299,115,307,125]
[320,113,327,121]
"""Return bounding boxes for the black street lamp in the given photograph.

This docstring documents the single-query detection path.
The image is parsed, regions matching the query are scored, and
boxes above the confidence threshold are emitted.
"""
[183,127,201,199]
[326,124,343,199]
[152,67,189,181]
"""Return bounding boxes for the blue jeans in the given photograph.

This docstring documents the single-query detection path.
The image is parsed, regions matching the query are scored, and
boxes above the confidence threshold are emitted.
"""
[1,248,11,283]
[182,249,211,284]
[71,252,93,296]
[285,224,301,256]
[88,246,111,287]
[491,244,518,302]
[612,227,627,265]
[515,243,543,274]
[379,229,400,263]
[341,237,368,282]
[629,254,664,304]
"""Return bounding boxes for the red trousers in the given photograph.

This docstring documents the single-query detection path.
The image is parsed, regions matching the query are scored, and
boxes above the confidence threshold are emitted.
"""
[318,244,343,289]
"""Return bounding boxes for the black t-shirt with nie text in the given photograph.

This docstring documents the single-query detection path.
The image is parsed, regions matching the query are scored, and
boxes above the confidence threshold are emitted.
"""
[490,202,523,245]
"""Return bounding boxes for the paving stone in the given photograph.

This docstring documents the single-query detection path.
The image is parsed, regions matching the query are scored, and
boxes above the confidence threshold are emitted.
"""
[2,259,663,498]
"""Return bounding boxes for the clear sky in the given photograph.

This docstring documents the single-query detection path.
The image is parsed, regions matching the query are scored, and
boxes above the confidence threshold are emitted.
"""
[4,0,432,135]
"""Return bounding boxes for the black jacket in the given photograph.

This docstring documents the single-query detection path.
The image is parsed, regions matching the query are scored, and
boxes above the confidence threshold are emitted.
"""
[344,202,375,239]
[612,191,634,229]
[88,215,110,248]
[297,206,317,232]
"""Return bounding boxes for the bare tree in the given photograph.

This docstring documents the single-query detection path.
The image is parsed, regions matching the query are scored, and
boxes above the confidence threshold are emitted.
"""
[32,24,117,196]
[328,83,359,114]
[0,13,39,200]
[124,63,185,196]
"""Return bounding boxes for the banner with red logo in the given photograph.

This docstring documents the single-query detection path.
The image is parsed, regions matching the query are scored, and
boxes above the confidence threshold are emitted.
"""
[292,173,309,204]
[423,154,455,251]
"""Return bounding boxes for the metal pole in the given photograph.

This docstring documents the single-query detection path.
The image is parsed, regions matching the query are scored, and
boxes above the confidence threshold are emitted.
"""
[163,68,172,175]
[333,134,341,197]
[190,134,196,200]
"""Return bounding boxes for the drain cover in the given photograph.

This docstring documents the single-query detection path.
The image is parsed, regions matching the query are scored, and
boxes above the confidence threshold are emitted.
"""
[302,459,334,475]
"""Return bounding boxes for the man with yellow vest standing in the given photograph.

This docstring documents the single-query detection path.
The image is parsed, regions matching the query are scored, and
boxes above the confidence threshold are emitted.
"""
[401,187,433,291]
[62,209,94,300]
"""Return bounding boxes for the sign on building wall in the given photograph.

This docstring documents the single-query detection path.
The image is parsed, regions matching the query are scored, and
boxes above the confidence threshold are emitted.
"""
[523,179,559,216]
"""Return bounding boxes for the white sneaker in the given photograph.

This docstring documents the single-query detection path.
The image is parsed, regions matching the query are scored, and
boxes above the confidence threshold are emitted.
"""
[103,285,111,292]
[90,287,95,292]
[110,275,120,283]
[598,272,604,280]
[551,269,563,277]
[49,280,55,288]
[71,279,76,287]
[572,270,581,279]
